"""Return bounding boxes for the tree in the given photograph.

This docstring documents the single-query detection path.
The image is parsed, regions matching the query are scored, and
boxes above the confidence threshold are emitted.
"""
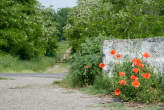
[56,8,71,40]
[0,0,58,59]
[64,0,164,51]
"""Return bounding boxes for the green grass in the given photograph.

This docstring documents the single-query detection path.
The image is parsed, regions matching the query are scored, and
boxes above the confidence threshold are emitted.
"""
[79,86,108,95]
[0,53,55,73]
[0,77,14,80]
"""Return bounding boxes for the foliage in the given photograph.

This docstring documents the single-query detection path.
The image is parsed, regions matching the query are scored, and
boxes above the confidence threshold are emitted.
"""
[111,54,162,103]
[56,8,71,40]
[64,0,164,51]
[41,7,58,57]
[93,74,113,94]
[0,0,58,59]
[66,35,105,87]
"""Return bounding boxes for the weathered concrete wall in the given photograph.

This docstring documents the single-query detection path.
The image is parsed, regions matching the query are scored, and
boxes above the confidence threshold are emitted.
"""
[102,37,164,77]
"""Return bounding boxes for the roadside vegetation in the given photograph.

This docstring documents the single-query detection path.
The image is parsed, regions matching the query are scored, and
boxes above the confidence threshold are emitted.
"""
[0,53,55,73]
[0,77,13,80]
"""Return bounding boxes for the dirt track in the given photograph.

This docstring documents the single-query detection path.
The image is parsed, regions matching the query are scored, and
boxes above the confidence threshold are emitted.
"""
[0,75,108,110]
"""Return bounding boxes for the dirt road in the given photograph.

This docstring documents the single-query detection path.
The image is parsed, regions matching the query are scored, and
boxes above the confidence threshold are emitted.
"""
[0,74,108,110]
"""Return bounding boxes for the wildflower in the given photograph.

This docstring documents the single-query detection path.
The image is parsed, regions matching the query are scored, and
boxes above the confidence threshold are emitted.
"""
[132,80,140,88]
[142,73,151,79]
[119,72,125,77]
[116,54,121,58]
[139,63,144,68]
[99,62,105,68]
[120,80,126,85]
[135,59,142,64]
[114,88,121,95]
[110,50,116,55]
[85,65,90,69]
[132,68,139,73]
[130,75,138,81]
[134,59,142,67]
[143,52,150,58]
[131,58,136,63]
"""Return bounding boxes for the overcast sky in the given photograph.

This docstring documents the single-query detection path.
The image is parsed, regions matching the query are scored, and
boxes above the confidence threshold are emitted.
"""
[37,0,77,10]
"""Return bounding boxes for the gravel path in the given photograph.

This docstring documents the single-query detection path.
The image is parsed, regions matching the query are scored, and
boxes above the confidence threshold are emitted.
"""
[0,75,109,110]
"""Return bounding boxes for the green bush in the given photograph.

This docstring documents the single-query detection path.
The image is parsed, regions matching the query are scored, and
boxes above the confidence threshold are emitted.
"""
[67,35,106,87]
[111,54,162,103]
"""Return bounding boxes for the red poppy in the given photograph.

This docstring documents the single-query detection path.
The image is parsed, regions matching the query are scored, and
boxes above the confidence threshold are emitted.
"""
[132,68,139,73]
[116,54,121,58]
[130,75,138,81]
[114,88,121,95]
[142,73,151,79]
[110,50,116,55]
[143,52,150,58]
[139,63,144,68]
[134,59,142,66]
[120,80,126,85]
[136,59,142,64]
[131,58,136,63]
[119,72,125,77]
[85,65,90,69]
[99,62,105,68]
[132,80,140,88]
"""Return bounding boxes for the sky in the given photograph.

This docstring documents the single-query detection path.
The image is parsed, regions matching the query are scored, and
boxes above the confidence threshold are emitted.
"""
[37,0,77,10]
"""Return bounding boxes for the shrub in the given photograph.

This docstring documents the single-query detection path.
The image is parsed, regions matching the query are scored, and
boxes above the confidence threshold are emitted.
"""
[67,35,106,87]
[110,52,162,103]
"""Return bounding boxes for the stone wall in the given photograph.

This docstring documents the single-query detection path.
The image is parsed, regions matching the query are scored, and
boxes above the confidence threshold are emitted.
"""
[102,37,164,77]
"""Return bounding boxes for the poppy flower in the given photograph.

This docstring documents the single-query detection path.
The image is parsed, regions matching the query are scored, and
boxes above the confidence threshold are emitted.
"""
[131,58,136,63]
[136,59,142,64]
[119,72,125,77]
[99,62,105,68]
[139,63,144,68]
[85,65,90,69]
[116,54,121,58]
[110,50,116,55]
[142,73,151,79]
[132,68,139,73]
[120,80,126,85]
[114,88,121,95]
[132,80,140,88]
[130,75,138,81]
[134,62,140,67]
[134,59,142,66]
[143,52,150,58]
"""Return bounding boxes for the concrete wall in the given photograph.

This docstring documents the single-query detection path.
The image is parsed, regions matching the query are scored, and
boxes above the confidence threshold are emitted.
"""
[102,37,164,77]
